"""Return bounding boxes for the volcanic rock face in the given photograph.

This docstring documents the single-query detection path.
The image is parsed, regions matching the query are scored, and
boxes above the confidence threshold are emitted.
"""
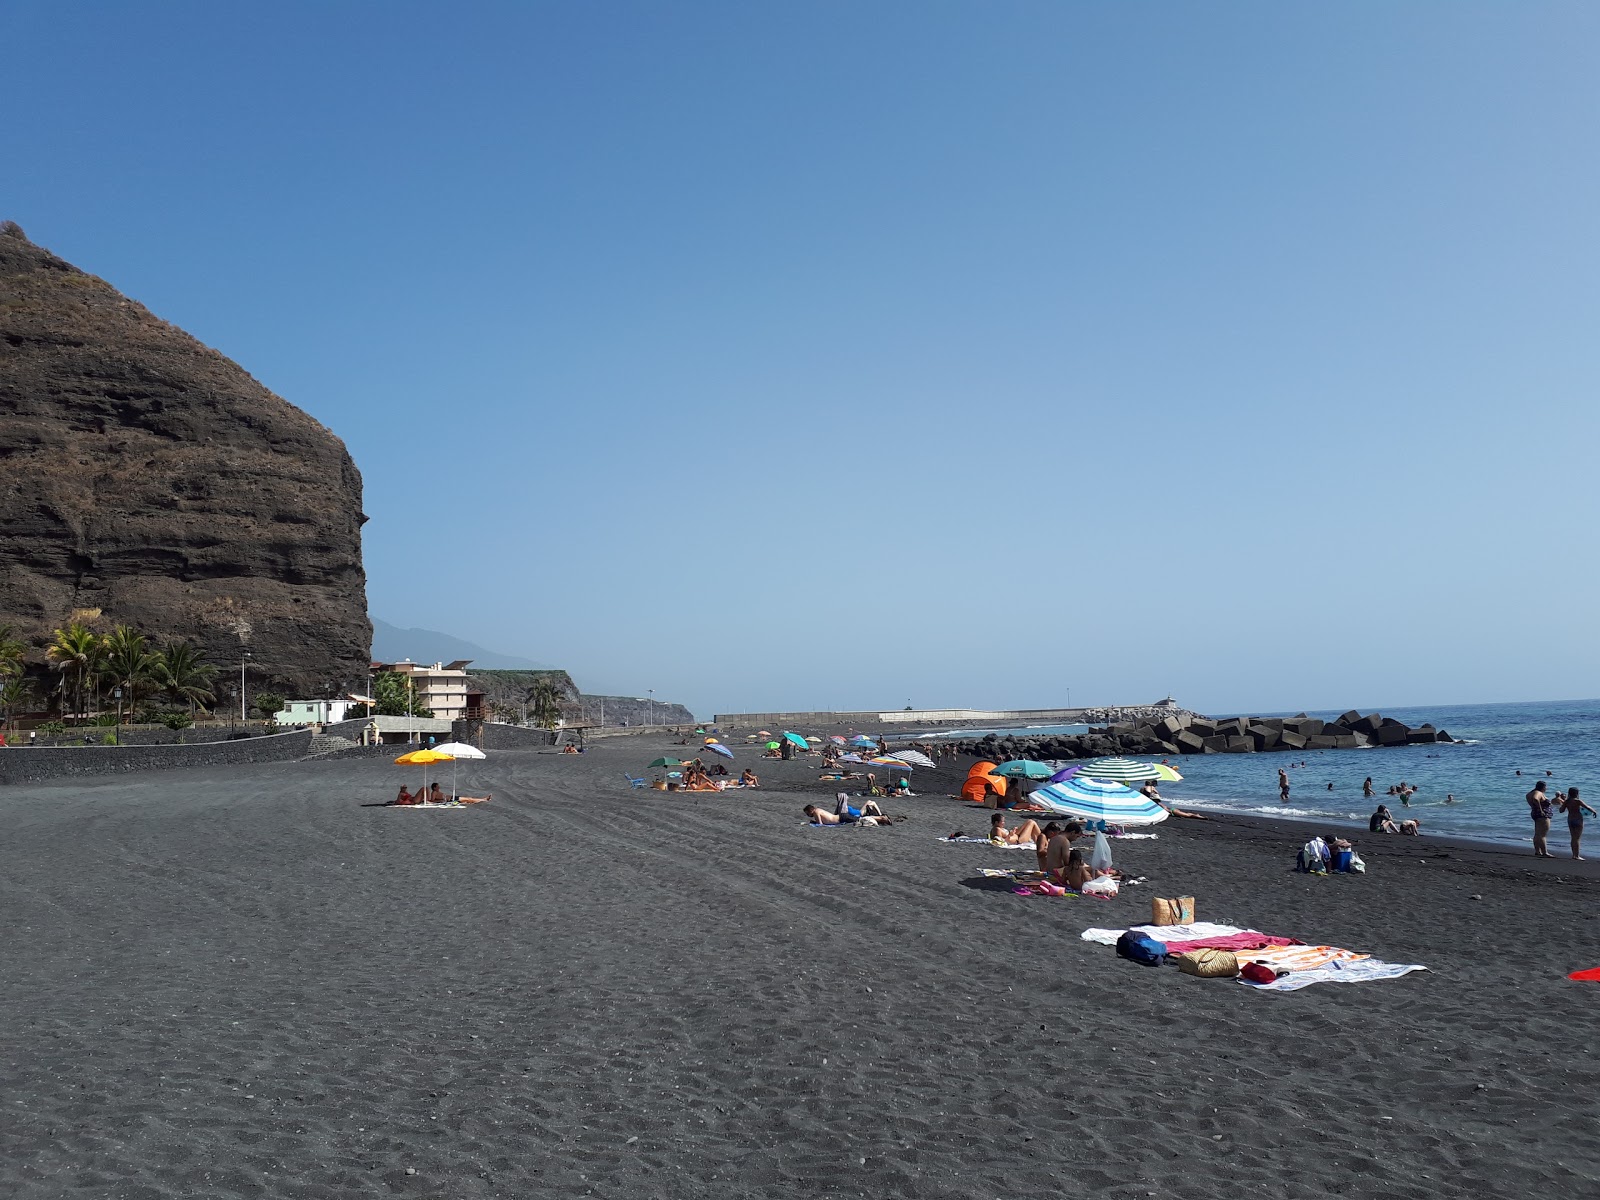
[0,222,370,697]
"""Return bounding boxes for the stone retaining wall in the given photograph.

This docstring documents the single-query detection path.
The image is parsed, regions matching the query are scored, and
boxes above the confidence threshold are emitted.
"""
[0,729,315,785]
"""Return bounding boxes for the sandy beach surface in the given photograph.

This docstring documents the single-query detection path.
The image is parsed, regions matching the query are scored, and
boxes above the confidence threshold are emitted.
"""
[4,734,1598,1198]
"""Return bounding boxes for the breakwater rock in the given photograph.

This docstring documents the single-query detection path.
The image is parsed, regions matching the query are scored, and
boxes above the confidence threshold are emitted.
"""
[955,710,1452,762]
[0,222,370,697]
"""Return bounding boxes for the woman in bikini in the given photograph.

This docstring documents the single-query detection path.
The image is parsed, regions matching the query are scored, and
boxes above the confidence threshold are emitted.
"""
[1528,780,1555,857]
[989,812,1043,846]
[1562,785,1596,861]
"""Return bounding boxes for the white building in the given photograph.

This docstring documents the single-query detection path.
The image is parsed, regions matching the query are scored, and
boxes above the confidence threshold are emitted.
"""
[274,698,359,726]
[371,659,481,723]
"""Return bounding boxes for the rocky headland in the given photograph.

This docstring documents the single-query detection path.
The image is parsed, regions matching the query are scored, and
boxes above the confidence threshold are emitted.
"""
[0,222,370,696]
[956,710,1452,762]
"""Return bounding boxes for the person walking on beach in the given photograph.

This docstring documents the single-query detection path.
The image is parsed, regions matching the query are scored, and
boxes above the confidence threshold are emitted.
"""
[1528,780,1555,857]
[1562,786,1596,861]
[1278,768,1290,804]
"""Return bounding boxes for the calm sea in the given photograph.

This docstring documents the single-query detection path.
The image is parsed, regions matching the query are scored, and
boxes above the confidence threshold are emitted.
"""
[898,700,1600,847]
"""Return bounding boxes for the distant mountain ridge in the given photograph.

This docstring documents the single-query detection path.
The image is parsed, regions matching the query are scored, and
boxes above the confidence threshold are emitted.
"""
[370,618,549,669]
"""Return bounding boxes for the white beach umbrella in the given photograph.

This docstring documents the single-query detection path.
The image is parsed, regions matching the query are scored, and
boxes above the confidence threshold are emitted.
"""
[433,741,487,798]
[889,750,937,770]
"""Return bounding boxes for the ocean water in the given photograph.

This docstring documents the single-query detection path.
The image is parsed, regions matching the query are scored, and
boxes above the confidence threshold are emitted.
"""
[911,700,1600,847]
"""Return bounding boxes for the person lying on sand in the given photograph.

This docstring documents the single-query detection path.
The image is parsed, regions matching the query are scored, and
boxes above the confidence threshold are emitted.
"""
[455,793,492,804]
[990,812,1043,846]
[1141,781,1208,820]
[740,769,759,788]
[392,785,422,806]
[803,801,890,827]
[426,783,450,804]
[886,777,914,797]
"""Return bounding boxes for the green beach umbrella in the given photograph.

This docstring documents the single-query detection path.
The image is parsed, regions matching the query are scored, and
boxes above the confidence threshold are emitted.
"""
[991,759,1057,780]
[1078,756,1164,783]
[648,757,685,769]
[765,741,780,750]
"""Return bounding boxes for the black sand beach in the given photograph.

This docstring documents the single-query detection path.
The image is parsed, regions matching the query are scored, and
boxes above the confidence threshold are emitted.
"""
[4,736,1598,1198]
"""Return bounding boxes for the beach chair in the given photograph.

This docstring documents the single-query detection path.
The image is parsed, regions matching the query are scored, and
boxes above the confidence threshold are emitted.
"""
[623,772,647,789]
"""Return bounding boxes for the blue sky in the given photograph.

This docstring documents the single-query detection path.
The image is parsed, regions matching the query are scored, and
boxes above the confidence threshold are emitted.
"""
[8,2,1599,718]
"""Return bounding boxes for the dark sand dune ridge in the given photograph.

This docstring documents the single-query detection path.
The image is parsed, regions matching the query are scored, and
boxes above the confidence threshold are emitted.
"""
[2,737,1597,1198]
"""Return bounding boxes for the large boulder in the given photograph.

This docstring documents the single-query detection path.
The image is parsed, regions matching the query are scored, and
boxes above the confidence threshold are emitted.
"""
[1336,710,1362,728]
[1174,730,1206,755]
[0,223,370,698]
[1372,724,1408,746]
[1223,736,1254,753]
[1406,725,1439,744]
[1279,730,1308,750]
[1349,713,1384,735]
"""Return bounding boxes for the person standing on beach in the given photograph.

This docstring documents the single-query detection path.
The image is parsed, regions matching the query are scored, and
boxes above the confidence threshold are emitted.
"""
[1562,786,1595,861]
[1278,768,1290,804]
[1528,780,1555,857]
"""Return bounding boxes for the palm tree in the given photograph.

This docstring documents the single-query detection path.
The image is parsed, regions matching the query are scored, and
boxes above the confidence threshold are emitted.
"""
[151,640,218,718]
[46,623,104,725]
[0,676,35,730]
[527,679,565,730]
[102,625,158,725]
[0,623,26,682]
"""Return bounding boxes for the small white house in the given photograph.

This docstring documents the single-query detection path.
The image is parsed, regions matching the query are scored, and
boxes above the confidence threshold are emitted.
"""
[274,699,358,726]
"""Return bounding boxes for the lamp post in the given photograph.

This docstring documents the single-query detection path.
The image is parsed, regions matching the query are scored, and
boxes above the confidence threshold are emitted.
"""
[648,689,654,726]
[239,651,251,722]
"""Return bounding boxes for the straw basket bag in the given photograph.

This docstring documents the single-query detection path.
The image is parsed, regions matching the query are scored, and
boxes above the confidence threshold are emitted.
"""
[1151,895,1195,925]
[1175,949,1238,978]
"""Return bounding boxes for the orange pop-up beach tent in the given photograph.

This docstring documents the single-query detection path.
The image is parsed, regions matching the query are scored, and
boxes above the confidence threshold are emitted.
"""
[961,760,1007,803]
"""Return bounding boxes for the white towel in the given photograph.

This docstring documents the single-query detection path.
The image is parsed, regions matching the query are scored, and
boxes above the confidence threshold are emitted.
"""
[1080,922,1247,945]
[1239,960,1428,991]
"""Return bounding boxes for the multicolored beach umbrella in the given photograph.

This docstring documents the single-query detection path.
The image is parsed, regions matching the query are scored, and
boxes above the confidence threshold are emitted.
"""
[781,731,810,749]
[889,750,937,770]
[705,742,735,759]
[863,755,910,770]
[1078,756,1164,783]
[828,735,848,745]
[1028,777,1169,826]
[850,735,879,747]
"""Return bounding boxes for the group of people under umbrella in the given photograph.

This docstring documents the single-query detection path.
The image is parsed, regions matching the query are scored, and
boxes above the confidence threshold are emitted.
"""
[389,742,492,806]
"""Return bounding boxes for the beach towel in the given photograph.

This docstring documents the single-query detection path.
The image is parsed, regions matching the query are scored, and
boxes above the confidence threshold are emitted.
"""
[1569,966,1600,981]
[1164,932,1301,954]
[938,837,1033,848]
[1080,921,1245,946]
[1238,957,1428,991]
[1110,832,1160,840]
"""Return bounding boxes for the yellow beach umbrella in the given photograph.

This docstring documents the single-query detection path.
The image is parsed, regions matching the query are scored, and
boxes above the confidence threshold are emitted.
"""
[394,748,455,799]
[1152,763,1184,782]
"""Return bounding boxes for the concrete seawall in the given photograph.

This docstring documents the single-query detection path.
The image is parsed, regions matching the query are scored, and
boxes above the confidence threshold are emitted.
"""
[0,729,315,785]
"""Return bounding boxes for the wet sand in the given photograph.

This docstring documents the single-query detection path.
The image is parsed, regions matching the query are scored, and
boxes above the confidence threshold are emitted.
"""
[3,735,1598,1198]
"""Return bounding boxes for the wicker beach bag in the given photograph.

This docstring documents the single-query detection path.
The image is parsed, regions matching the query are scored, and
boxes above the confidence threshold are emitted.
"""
[1151,895,1195,925]
[1175,949,1238,978]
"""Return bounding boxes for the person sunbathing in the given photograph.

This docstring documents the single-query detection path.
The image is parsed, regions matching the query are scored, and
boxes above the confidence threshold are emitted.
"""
[456,793,492,804]
[426,783,449,804]
[739,769,759,788]
[990,812,1043,845]
[886,777,914,797]
[804,801,889,827]
[392,785,422,806]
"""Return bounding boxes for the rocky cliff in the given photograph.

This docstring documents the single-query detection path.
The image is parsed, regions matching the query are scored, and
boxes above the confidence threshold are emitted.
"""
[0,222,370,697]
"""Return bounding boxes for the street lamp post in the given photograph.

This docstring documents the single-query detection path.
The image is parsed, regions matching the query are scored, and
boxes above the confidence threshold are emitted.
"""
[648,689,654,726]
[239,651,251,722]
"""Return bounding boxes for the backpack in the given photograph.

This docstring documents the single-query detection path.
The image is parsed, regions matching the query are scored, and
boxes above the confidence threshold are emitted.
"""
[1115,930,1168,966]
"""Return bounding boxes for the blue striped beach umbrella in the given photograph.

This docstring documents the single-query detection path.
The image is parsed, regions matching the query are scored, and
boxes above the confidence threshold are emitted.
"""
[1028,777,1170,827]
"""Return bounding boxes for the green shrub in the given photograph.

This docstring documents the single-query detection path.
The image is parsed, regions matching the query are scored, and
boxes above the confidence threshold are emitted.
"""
[100,732,119,745]
[36,720,66,735]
